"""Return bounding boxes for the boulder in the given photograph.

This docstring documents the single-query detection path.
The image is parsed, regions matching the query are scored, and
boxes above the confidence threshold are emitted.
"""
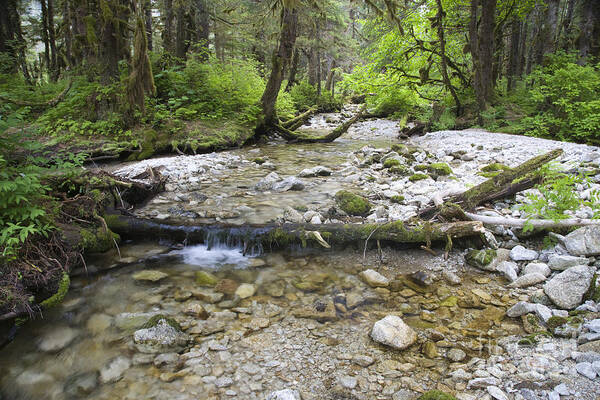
[255,172,281,191]
[370,315,417,350]
[359,269,390,288]
[523,262,551,277]
[496,261,518,282]
[506,301,537,318]
[509,273,547,288]
[543,265,595,309]
[510,245,538,261]
[548,254,590,270]
[562,226,600,256]
[283,206,304,223]
[272,176,305,192]
[298,166,332,177]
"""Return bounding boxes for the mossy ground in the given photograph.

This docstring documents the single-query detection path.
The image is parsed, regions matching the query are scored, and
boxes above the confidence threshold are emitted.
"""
[409,173,430,182]
[383,158,401,168]
[417,390,458,400]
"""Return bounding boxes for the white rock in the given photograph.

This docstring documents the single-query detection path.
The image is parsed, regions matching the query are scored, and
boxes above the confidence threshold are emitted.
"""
[37,326,79,352]
[584,319,600,333]
[496,261,518,282]
[510,245,538,261]
[506,301,537,318]
[370,316,417,350]
[562,226,600,256]
[509,273,547,288]
[523,262,551,277]
[235,283,256,299]
[535,304,552,323]
[487,385,509,400]
[339,375,357,389]
[575,362,597,379]
[359,269,389,288]
[548,254,589,270]
[267,389,301,400]
[544,265,595,309]
[100,356,131,383]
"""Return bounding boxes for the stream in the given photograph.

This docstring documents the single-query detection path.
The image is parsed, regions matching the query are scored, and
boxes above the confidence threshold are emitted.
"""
[2,108,600,399]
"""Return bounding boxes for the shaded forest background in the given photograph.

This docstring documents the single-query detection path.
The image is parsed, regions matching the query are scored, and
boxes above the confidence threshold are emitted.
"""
[0,0,599,318]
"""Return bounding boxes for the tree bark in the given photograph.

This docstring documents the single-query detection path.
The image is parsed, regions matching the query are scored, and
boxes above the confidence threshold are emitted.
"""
[256,4,298,134]
[285,47,300,92]
[145,0,153,51]
[469,0,497,118]
[578,0,600,64]
[194,0,210,60]
[281,107,317,129]
[0,0,30,79]
[162,0,175,54]
[47,0,58,80]
[435,0,462,116]
[41,0,51,75]
[175,4,189,59]
[507,17,522,92]
[325,59,336,93]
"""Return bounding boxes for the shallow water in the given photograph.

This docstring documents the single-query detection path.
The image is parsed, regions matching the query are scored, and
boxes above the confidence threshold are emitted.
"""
[0,240,518,400]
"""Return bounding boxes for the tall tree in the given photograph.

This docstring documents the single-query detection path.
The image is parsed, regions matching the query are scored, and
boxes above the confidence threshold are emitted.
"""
[578,0,600,64]
[469,0,497,116]
[0,0,31,79]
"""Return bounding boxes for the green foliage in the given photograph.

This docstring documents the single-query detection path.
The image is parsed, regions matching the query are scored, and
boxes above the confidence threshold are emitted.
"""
[518,163,600,232]
[289,81,342,112]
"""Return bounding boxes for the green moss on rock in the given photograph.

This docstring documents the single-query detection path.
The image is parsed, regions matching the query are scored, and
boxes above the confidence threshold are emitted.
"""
[383,158,401,168]
[253,157,266,165]
[390,195,405,204]
[389,165,409,175]
[481,163,510,173]
[80,227,120,253]
[428,163,453,176]
[335,190,371,216]
[142,314,182,331]
[196,271,218,287]
[409,173,430,182]
[40,272,70,309]
[465,249,497,268]
[546,316,568,331]
[417,390,458,400]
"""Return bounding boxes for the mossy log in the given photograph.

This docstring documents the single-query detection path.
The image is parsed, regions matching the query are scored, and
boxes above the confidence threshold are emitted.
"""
[281,107,317,130]
[420,148,563,219]
[276,104,367,143]
[106,213,486,250]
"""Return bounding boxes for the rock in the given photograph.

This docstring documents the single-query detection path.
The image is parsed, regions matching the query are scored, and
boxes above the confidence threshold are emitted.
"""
[509,273,547,288]
[506,301,536,318]
[335,190,371,217]
[422,341,438,358]
[579,340,600,353]
[37,326,79,352]
[133,319,190,354]
[64,372,99,397]
[100,356,131,383]
[115,312,161,331]
[371,315,417,350]
[359,269,390,288]
[154,353,180,369]
[215,279,239,295]
[548,254,590,270]
[132,270,168,282]
[309,215,322,224]
[283,206,304,223]
[86,313,112,334]
[272,177,305,192]
[534,304,552,322]
[298,166,332,177]
[447,348,466,362]
[465,249,498,271]
[339,375,358,389]
[416,390,457,400]
[352,355,375,367]
[195,270,218,286]
[16,370,54,387]
[575,362,597,379]
[267,389,301,400]
[467,377,500,389]
[523,262,551,277]
[510,245,538,261]
[562,226,600,256]
[255,172,280,191]
[543,265,595,309]
[487,386,509,400]
[235,283,256,299]
[183,302,209,319]
[585,319,600,333]
[215,377,234,388]
[443,270,461,285]
[496,261,518,282]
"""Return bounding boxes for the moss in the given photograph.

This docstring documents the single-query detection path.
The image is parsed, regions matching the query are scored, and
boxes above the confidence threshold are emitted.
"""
[389,165,409,175]
[40,272,70,309]
[428,163,453,176]
[391,144,408,153]
[253,157,266,165]
[104,214,128,232]
[409,173,430,182]
[414,164,428,171]
[80,227,120,253]
[478,171,501,178]
[266,228,295,247]
[417,390,457,400]
[142,314,182,331]
[585,273,600,302]
[465,249,497,268]
[518,331,551,346]
[546,316,568,331]
[390,195,405,204]
[335,190,371,217]
[481,163,510,173]
[196,271,218,287]
[383,158,401,168]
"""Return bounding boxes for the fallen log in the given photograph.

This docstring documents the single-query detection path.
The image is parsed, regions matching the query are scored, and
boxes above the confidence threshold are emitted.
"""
[419,148,563,219]
[106,213,486,250]
[276,104,367,143]
[465,212,600,229]
[281,107,317,130]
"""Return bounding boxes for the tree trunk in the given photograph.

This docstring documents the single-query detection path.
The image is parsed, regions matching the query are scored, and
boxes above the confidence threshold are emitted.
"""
[175,4,188,59]
[41,0,51,75]
[560,0,576,50]
[544,0,560,54]
[0,0,30,79]
[435,0,462,116]
[578,0,600,64]
[47,0,58,80]
[127,15,156,114]
[308,48,318,86]
[316,49,322,95]
[145,0,153,51]
[194,0,209,60]
[284,47,299,92]
[256,5,298,134]
[325,59,335,93]
[507,18,522,92]
[162,0,175,54]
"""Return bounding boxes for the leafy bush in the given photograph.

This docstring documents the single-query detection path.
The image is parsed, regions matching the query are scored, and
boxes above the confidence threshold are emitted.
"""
[289,81,342,113]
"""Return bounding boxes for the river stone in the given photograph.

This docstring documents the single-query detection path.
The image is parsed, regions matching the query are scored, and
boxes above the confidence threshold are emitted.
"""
[584,319,600,333]
[548,254,590,270]
[523,262,551,277]
[465,249,498,271]
[543,265,595,309]
[132,270,168,282]
[339,375,358,389]
[510,245,538,261]
[575,362,597,379]
[64,372,99,397]
[86,313,112,334]
[371,315,417,350]
[115,312,161,331]
[272,177,305,192]
[509,273,547,288]
[195,270,218,286]
[496,261,518,282]
[562,226,600,256]
[100,356,131,383]
[267,389,301,400]
[283,206,303,223]
[133,319,190,354]
[255,172,280,191]
[487,386,509,400]
[235,283,256,299]
[506,301,537,318]
[37,326,79,352]
[360,269,390,287]
[446,348,466,362]
[16,370,54,387]
[298,166,332,177]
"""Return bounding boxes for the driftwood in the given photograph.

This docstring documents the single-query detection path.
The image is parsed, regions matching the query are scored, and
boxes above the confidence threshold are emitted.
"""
[0,80,73,108]
[106,213,486,250]
[420,148,563,219]
[465,212,600,229]
[276,104,367,143]
[281,107,317,130]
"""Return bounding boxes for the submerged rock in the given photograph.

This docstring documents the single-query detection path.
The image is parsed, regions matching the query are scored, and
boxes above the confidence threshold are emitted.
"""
[37,326,79,352]
[195,270,218,286]
[544,265,595,309]
[133,318,190,354]
[132,270,168,282]
[272,176,305,192]
[64,372,99,397]
[99,356,131,383]
[255,172,281,191]
[359,269,389,287]
[371,315,417,350]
